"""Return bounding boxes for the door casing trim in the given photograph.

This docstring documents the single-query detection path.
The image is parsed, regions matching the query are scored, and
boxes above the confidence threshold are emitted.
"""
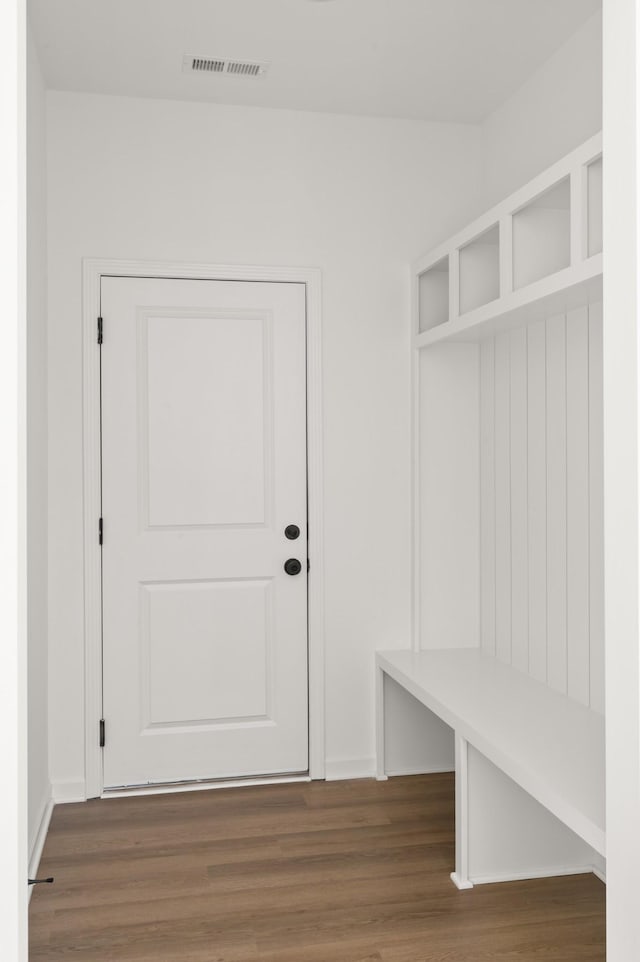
[82,258,325,798]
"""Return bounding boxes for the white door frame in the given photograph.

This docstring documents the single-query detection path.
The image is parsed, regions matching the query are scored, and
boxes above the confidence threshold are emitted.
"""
[603,1,640,957]
[82,258,325,798]
[3,0,27,956]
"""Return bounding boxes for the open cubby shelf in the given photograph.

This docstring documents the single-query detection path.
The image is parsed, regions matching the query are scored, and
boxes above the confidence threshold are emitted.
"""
[512,177,570,290]
[459,224,500,315]
[414,133,603,349]
[418,256,449,332]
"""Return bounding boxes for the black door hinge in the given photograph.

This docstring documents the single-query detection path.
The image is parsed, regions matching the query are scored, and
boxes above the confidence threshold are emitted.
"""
[99,719,106,748]
[97,316,103,344]
[99,517,103,545]
[307,559,310,573]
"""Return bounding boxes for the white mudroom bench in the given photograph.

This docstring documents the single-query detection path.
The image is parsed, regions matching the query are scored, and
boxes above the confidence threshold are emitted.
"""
[376,648,605,888]
[381,132,606,890]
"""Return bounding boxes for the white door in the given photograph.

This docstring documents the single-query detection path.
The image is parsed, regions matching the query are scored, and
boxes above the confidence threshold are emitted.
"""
[100,276,308,789]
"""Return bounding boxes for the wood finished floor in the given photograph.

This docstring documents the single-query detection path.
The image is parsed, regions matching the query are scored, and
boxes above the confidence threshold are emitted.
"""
[29,774,605,961]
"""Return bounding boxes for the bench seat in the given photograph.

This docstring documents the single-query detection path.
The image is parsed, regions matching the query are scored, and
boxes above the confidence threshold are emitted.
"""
[376,648,605,884]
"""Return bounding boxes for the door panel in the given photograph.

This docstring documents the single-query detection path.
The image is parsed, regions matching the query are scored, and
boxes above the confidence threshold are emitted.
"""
[143,312,269,528]
[141,579,273,728]
[101,277,308,788]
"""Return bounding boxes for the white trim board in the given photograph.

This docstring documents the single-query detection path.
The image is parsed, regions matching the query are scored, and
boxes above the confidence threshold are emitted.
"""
[28,794,54,900]
[52,777,87,804]
[384,765,455,777]
[82,258,325,799]
[463,864,602,887]
[322,759,451,781]
[324,758,377,781]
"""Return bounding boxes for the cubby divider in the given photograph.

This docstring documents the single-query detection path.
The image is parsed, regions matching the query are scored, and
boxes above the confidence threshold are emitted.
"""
[587,157,603,258]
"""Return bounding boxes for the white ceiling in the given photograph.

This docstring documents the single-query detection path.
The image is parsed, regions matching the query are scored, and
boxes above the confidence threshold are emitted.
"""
[28,0,601,123]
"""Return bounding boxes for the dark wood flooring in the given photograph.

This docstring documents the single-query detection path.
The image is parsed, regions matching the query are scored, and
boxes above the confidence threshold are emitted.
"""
[29,774,605,961]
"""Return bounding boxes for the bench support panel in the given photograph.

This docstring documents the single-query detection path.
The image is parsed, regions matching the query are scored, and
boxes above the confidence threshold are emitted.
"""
[451,734,474,889]
[377,669,455,780]
[461,744,599,886]
[376,665,387,781]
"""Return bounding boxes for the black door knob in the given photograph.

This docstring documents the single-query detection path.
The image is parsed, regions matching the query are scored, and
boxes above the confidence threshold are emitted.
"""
[284,558,302,576]
[285,524,301,540]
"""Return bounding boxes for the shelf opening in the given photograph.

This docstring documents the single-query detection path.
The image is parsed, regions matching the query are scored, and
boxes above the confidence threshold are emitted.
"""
[512,177,570,291]
[418,257,449,333]
[459,224,500,315]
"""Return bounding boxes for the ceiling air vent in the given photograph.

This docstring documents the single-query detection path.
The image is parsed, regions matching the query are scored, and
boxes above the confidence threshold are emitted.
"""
[189,57,225,74]
[183,56,270,79]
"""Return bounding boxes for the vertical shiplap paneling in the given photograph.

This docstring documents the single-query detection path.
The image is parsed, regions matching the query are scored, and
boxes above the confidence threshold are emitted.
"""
[566,308,591,706]
[546,315,568,695]
[477,307,603,708]
[588,302,605,713]
[527,320,547,684]
[494,332,512,664]
[480,339,496,656]
[509,328,529,673]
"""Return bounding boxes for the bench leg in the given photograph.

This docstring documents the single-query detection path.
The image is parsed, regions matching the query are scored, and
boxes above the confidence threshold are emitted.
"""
[451,733,474,889]
[375,665,388,781]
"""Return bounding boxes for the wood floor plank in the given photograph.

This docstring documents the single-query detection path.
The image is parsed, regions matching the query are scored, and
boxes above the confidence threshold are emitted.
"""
[29,775,604,961]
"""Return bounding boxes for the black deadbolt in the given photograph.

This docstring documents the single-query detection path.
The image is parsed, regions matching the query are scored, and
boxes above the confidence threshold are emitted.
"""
[284,558,302,576]
[285,524,301,540]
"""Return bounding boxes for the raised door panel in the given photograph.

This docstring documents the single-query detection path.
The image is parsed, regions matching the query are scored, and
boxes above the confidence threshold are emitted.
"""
[143,312,269,529]
[141,579,273,729]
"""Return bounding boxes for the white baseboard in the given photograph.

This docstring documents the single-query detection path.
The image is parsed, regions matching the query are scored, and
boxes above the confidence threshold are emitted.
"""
[324,757,376,781]
[593,852,607,885]
[469,864,599,886]
[325,760,454,781]
[450,872,474,890]
[52,777,86,804]
[385,765,455,777]
[52,765,452,794]
[28,792,54,901]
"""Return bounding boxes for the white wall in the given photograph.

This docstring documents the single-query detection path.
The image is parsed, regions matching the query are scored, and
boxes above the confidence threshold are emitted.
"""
[27,22,50,859]
[418,344,480,652]
[482,10,602,206]
[46,92,484,792]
